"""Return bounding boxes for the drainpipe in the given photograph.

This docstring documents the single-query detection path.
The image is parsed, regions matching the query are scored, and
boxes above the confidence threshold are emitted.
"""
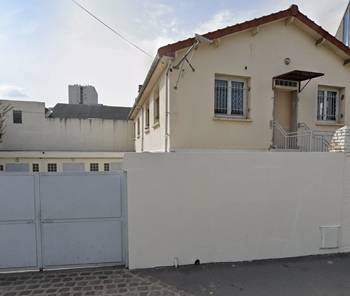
[165,62,172,152]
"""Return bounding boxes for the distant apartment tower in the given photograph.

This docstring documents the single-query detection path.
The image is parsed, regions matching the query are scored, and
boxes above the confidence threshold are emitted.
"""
[336,2,350,46]
[68,85,98,105]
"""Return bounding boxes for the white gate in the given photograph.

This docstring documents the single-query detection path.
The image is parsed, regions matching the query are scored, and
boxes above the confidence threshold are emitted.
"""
[0,172,127,271]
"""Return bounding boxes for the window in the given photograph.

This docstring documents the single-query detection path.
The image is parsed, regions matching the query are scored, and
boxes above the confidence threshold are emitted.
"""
[90,163,99,172]
[343,8,350,46]
[32,163,39,172]
[317,88,338,121]
[214,77,247,117]
[154,94,160,123]
[104,163,110,172]
[47,163,57,172]
[0,165,3,171]
[137,118,140,137]
[13,110,22,124]
[145,104,150,130]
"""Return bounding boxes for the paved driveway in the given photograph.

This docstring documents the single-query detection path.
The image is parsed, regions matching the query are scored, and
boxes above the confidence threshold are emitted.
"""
[0,267,191,296]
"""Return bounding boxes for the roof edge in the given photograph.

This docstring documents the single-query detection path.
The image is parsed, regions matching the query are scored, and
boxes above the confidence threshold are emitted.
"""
[157,4,350,57]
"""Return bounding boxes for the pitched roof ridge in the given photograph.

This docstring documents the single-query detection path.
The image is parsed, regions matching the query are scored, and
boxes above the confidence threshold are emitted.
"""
[157,4,350,57]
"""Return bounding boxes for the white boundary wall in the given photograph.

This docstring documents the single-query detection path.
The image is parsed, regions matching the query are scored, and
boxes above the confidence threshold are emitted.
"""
[124,152,350,269]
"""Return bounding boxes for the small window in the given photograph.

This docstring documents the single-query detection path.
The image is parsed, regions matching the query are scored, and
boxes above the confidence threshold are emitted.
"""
[47,163,57,172]
[104,163,110,172]
[90,163,99,172]
[214,77,248,117]
[0,164,3,171]
[145,104,150,130]
[137,118,140,137]
[32,163,39,172]
[317,88,338,121]
[13,110,22,124]
[154,95,160,123]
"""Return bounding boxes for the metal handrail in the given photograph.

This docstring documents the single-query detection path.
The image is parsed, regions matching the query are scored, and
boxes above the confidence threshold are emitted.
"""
[272,121,332,152]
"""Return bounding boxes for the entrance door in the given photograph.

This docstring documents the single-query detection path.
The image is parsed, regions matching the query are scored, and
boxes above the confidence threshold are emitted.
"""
[273,90,298,148]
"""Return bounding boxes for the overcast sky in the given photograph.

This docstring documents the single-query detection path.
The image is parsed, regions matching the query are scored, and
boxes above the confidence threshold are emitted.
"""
[0,0,348,107]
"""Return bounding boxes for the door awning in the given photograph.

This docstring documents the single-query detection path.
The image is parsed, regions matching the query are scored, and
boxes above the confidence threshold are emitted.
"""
[273,70,324,82]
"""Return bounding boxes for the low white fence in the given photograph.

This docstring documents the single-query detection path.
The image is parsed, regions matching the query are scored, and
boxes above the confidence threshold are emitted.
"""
[124,151,350,269]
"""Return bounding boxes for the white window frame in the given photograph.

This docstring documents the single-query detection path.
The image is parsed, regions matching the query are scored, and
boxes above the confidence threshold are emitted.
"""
[214,76,248,118]
[317,87,339,122]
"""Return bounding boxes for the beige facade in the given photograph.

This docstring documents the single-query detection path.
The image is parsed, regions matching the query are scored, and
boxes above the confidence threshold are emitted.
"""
[0,99,134,152]
[131,7,350,152]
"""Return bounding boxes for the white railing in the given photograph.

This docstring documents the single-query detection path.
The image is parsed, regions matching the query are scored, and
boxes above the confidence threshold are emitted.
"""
[272,121,333,152]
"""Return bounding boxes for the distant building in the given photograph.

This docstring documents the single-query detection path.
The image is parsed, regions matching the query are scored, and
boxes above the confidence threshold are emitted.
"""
[68,85,98,105]
[336,1,350,47]
[0,86,134,173]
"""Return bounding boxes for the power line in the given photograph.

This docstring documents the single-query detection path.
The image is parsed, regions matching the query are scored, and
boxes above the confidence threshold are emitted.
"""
[71,0,153,58]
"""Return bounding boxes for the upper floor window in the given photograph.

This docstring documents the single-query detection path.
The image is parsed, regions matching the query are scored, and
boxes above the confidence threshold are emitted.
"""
[13,110,22,124]
[317,88,338,121]
[104,163,110,172]
[154,94,160,124]
[145,104,150,130]
[343,8,350,46]
[214,77,248,117]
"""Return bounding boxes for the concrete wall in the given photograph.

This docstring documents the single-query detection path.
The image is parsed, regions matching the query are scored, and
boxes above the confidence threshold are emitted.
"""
[124,152,350,269]
[0,100,134,152]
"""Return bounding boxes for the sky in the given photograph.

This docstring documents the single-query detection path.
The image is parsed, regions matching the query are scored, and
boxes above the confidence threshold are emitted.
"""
[0,0,348,107]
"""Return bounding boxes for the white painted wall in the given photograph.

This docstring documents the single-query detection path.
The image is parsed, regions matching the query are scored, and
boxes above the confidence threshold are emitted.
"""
[124,151,350,269]
[0,100,134,152]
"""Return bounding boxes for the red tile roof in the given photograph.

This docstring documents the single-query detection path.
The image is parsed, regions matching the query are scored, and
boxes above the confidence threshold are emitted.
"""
[158,5,350,57]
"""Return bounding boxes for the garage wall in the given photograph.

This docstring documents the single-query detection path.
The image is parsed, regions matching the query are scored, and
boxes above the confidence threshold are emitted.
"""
[124,152,350,269]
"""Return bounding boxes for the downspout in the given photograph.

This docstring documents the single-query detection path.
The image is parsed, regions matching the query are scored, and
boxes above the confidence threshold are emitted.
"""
[165,62,172,152]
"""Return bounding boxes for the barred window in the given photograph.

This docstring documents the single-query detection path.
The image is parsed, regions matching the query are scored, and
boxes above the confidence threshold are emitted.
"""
[47,163,57,172]
[317,89,338,121]
[13,110,22,124]
[32,163,39,172]
[214,77,248,117]
[90,163,99,172]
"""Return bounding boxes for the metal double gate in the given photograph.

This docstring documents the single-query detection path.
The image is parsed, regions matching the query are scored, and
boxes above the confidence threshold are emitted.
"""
[0,172,127,271]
